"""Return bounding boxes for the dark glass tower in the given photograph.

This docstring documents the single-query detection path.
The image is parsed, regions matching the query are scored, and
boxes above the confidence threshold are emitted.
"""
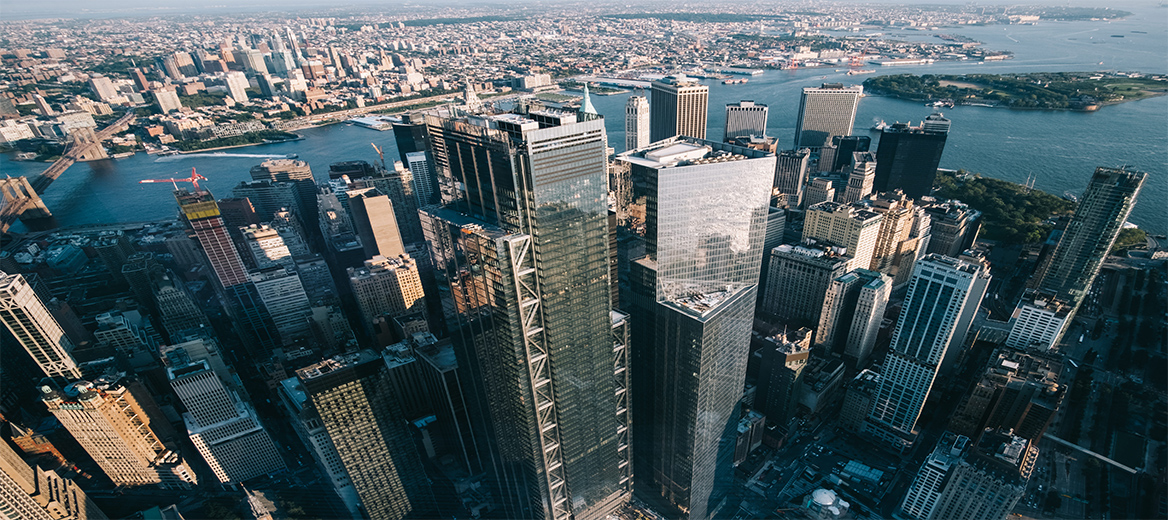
[617,138,774,519]
[873,116,950,199]
[421,108,629,520]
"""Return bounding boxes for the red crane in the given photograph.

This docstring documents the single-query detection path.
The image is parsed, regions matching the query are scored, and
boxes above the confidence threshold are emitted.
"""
[139,167,208,191]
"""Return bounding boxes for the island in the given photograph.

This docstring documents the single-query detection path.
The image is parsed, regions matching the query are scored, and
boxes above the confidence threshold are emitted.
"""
[864,72,1168,110]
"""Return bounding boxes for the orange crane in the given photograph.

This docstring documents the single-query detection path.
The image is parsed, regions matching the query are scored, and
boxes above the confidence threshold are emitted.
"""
[371,143,387,170]
[138,167,208,191]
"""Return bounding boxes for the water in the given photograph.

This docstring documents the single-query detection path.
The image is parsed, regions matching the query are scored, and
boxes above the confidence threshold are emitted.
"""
[2,10,1165,234]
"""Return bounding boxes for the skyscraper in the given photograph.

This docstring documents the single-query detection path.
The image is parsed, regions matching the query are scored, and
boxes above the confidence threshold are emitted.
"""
[276,377,362,517]
[724,100,768,142]
[176,189,249,289]
[761,243,854,325]
[153,87,182,114]
[625,95,650,151]
[422,108,629,520]
[232,180,300,223]
[347,255,425,332]
[816,269,891,367]
[773,149,811,207]
[866,255,991,449]
[167,353,285,484]
[921,199,980,258]
[0,436,107,520]
[224,71,250,102]
[901,433,970,520]
[618,137,774,519]
[803,201,884,270]
[650,75,709,141]
[873,115,950,199]
[249,266,312,343]
[827,135,871,173]
[0,271,81,379]
[346,187,405,259]
[755,327,813,425]
[794,83,863,150]
[1038,167,1146,306]
[404,151,436,206]
[250,159,317,225]
[41,378,198,489]
[1005,290,1071,351]
[297,352,434,520]
[842,151,877,204]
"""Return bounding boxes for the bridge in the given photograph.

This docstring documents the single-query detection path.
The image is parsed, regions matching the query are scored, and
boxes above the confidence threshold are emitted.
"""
[0,111,136,234]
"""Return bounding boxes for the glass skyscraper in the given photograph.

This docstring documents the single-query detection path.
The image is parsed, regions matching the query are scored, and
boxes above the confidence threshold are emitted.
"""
[618,137,774,519]
[420,107,629,520]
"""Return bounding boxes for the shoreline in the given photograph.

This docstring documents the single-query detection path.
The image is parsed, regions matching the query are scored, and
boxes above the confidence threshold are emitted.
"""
[864,91,1167,111]
[172,135,303,155]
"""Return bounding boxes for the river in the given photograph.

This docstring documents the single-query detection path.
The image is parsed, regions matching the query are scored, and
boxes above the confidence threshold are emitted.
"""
[2,6,1165,234]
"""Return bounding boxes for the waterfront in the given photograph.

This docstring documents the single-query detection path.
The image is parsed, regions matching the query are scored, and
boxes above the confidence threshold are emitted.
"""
[1,11,1165,235]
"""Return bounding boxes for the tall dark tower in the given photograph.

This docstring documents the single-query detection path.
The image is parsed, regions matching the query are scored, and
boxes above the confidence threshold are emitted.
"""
[873,114,950,199]
[1038,167,1146,306]
[421,108,630,520]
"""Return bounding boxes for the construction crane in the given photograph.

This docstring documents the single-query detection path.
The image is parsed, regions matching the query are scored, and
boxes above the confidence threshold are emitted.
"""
[138,167,208,191]
[371,143,387,170]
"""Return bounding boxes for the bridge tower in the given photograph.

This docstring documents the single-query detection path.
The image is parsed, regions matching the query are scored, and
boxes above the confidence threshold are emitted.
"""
[70,126,109,161]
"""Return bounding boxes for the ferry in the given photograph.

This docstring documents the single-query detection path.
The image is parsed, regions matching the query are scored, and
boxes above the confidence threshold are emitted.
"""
[847,69,876,75]
[927,99,955,108]
[722,78,749,85]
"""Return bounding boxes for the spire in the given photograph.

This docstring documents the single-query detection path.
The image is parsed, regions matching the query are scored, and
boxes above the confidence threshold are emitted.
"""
[579,83,597,115]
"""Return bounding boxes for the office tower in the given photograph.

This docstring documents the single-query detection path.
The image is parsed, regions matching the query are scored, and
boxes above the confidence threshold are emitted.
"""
[257,73,278,98]
[733,411,766,466]
[348,164,424,246]
[277,377,362,517]
[121,252,162,315]
[650,75,709,141]
[294,254,339,304]
[761,243,853,325]
[797,357,846,416]
[154,275,209,337]
[773,148,810,207]
[33,94,54,116]
[803,201,883,270]
[1038,167,1146,306]
[423,108,629,520]
[755,327,813,425]
[411,333,482,474]
[317,185,364,266]
[94,311,154,354]
[175,189,248,289]
[172,51,197,77]
[724,100,768,142]
[0,436,107,520]
[41,378,197,489]
[840,369,882,433]
[0,272,81,379]
[404,152,436,206]
[249,266,312,343]
[827,135,871,173]
[250,159,317,225]
[153,87,182,113]
[232,180,300,223]
[873,116,950,199]
[817,269,891,366]
[866,255,991,449]
[217,197,260,235]
[794,83,863,150]
[842,151,877,203]
[347,255,425,330]
[949,348,1063,442]
[44,298,90,347]
[618,137,774,519]
[167,353,285,483]
[868,191,917,272]
[921,199,980,257]
[1004,290,1071,351]
[625,95,650,151]
[392,113,429,165]
[901,433,970,520]
[93,232,135,284]
[224,71,250,102]
[346,187,405,259]
[929,452,1027,520]
[757,206,787,296]
[297,352,434,520]
[130,67,150,91]
[802,178,835,209]
[87,75,118,102]
[241,224,290,268]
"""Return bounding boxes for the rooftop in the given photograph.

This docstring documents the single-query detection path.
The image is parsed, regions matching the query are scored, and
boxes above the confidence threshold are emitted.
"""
[296,350,381,380]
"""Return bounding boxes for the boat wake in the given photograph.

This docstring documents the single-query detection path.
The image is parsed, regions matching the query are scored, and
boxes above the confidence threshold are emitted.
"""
[155,152,288,162]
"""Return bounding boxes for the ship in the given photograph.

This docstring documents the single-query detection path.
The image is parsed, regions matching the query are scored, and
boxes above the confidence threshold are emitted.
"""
[722,78,748,85]
[870,120,889,131]
[927,99,956,108]
[847,69,876,75]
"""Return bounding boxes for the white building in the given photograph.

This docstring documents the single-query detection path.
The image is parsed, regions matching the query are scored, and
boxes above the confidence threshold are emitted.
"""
[1005,290,1071,351]
[224,71,250,102]
[901,433,970,520]
[0,271,81,379]
[405,151,435,206]
[803,201,883,270]
[794,83,863,149]
[723,100,768,142]
[249,266,312,343]
[624,95,650,151]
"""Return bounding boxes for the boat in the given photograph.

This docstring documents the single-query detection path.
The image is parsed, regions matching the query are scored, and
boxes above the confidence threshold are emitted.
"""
[286,153,299,159]
[721,78,748,85]
[927,99,955,108]
[847,69,876,75]
[870,120,889,131]
[1063,191,1079,203]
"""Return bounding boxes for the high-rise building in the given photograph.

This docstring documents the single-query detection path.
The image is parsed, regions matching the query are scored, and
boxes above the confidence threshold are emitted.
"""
[0,435,107,520]
[346,187,405,260]
[826,135,871,173]
[231,180,300,223]
[41,377,197,489]
[868,191,918,272]
[87,75,119,102]
[773,148,810,207]
[224,71,250,102]
[175,189,248,289]
[348,164,424,246]
[153,87,182,114]
[423,108,629,520]
[242,224,294,269]
[928,451,1027,520]
[803,177,836,209]
[1005,290,1072,351]
[618,137,774,519]
[249,266,312,343]
[1038,167,1146,306]
[625,95,650,151]
[794,83,863,150]
[297,352,434,520]
[650,75,709,141]
[817,269,891,366]
[873,115,950,199]
[840,369,882,433]
[250,159,317,225]
[842,151,877,204]
[761,243,854,325]
[866,255,991,449]
[724,100,768,142]
[347,255,425,330]
[921,199,980,258]
[803,201,883,270]
[404,152,436,206]
[949,348,1064,442]
[0,271,81,379]
[901,433,970,520]
[410,333,482,475]
[276,377,362,516]
[755,327,813,425]
[167,353,285,483]
[130,67,150,91]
